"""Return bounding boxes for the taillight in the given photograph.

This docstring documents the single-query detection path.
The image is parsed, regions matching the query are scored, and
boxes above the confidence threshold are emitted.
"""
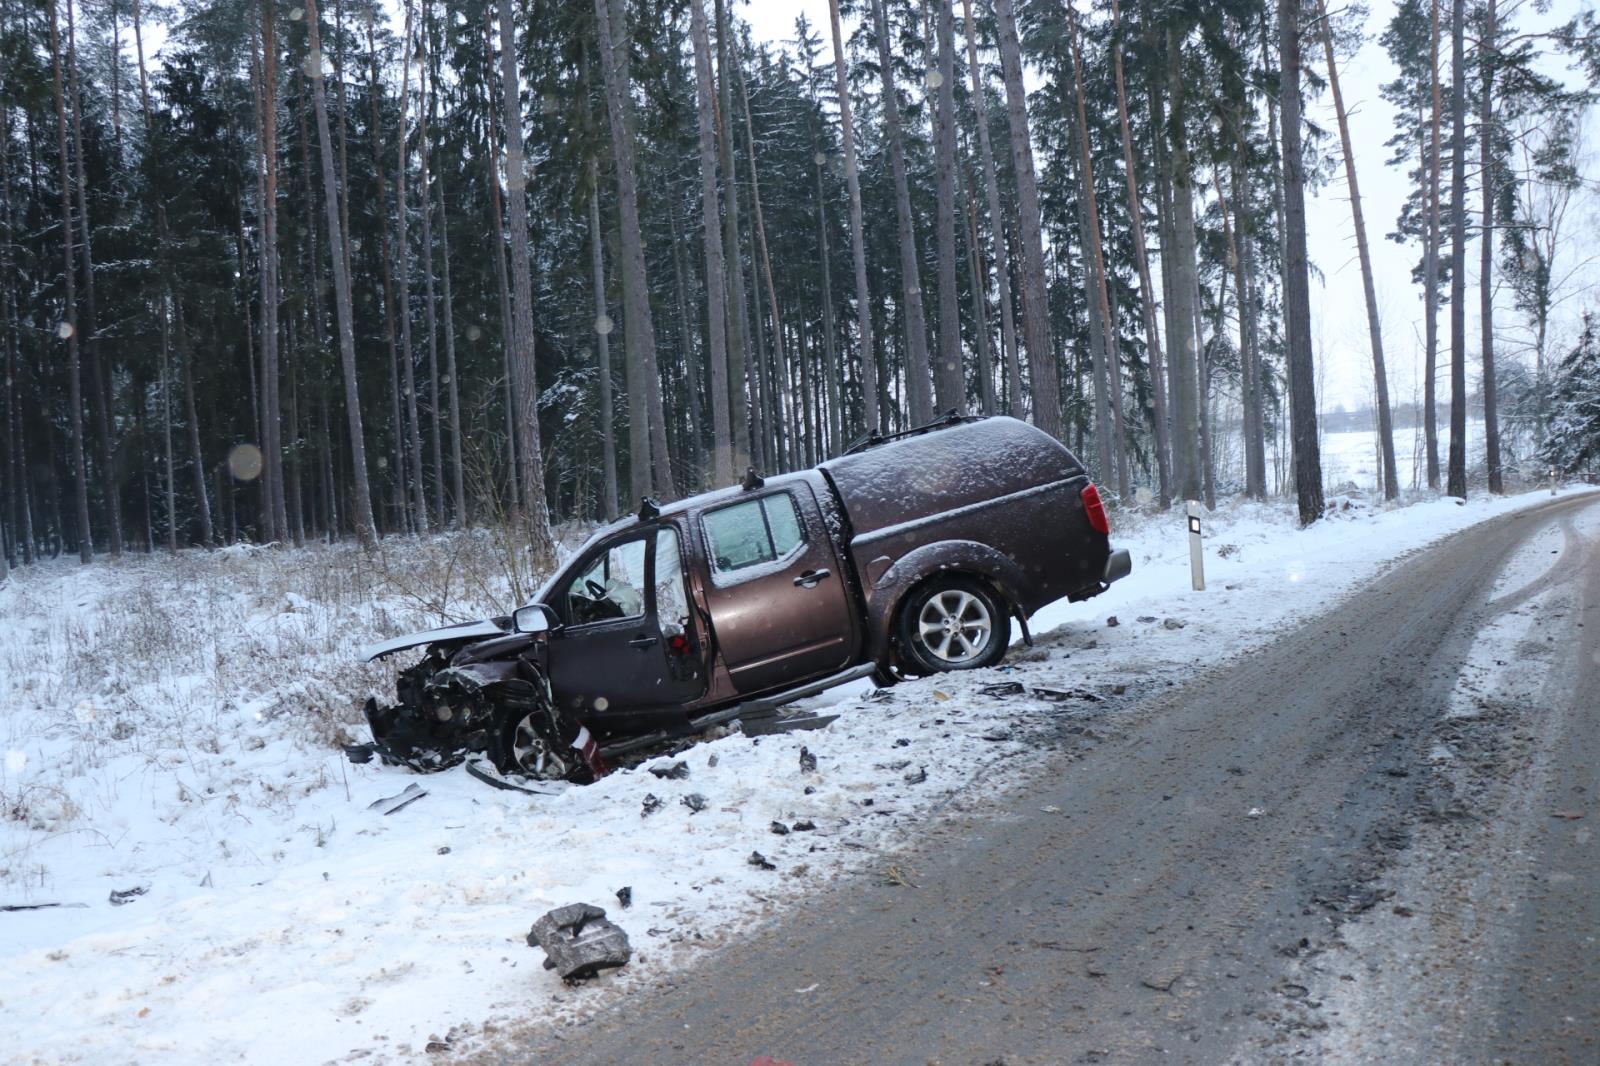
[1081,483,1110,535]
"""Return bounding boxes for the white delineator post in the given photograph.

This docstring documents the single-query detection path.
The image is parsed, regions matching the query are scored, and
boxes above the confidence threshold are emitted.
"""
[1187,499,1206,591]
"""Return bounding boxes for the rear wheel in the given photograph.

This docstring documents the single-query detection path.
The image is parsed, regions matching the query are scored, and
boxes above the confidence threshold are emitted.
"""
[896,576,1011,676]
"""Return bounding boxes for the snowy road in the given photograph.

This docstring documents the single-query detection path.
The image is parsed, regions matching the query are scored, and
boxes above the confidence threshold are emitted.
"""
[465,491,1600,1066]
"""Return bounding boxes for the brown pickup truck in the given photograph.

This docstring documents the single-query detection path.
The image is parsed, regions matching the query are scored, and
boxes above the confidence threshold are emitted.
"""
[359,415,1130,780]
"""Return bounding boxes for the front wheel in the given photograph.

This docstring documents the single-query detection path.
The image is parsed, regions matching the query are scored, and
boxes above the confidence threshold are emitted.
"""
[895,577,1011,676]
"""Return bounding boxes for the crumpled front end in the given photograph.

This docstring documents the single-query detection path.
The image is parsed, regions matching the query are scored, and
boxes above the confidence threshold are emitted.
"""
[360,640,597,782]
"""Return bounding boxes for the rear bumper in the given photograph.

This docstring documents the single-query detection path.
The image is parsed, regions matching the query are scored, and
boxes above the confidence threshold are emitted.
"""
[1103,548,1132,585]
[1067,547,1133,602]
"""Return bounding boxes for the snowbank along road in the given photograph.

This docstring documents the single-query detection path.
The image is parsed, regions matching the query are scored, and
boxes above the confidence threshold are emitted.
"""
[467,490,1600,1066]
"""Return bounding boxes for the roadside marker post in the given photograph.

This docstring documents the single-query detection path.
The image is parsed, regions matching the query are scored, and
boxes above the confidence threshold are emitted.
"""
[1186,499,1206,592]
[1551,467,1558,496]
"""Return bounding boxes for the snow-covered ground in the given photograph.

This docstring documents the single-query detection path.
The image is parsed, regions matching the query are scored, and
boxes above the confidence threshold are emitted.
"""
[0,484,1593,1063]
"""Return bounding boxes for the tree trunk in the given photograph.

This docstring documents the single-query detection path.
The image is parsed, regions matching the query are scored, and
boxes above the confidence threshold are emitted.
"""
[369,12,408,528]
[593,0,674,500]
[962,156,997,415]
[713,0,757,472]
[1447,0,1468,497]
[1424,0,1443,489]
[827,0,882,434]
[1107,0,1170,503]
[1479,0,1502,493]
[173,302,214,545]
[1229,154,1267,499]
[1279,0,1326,524]
[395,2,429,532]
[588,160,620,521]
[304,0,377,548]
[933,0,964,415]
[870,0,936,426]
[495,0,556,563]
[434,123,465,523]
[482,13,519,513]
[159,295,176,551]
[689,0,734,485]
[416,10,446,522]
[66,0,122,556]
[1067,1,1128,500]
[48,0,91,562]
[1165,27,1202,503]
[962,0,1021,419]
[993,0,1060,438]
[1316,0,1399,500]
[736,57,793,470]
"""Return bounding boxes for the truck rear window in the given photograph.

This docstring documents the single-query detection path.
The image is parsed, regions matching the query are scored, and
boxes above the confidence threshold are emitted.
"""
[703,493,804,576]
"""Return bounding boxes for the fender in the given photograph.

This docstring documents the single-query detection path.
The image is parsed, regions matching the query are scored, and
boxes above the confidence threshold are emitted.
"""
[866,540,1030,659]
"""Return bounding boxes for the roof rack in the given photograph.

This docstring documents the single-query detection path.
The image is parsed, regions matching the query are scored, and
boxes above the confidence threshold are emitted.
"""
[839,410,980,457]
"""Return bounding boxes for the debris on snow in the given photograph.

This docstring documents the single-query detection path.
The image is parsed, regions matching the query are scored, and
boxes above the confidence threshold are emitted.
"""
[798,746,818,774]
[680,793,709,814]
[615,886,632,909]
[108,886,149,907]
[528,903,632,981]
[903,766,927,785]
[747,852,777,871]
[1162,618,1187,630]
[648,760,690,780]
[640,793,664,817]
[367,783,428,815]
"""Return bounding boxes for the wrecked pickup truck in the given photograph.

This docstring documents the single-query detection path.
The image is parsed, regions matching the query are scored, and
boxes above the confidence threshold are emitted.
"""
[358,414,1131,781]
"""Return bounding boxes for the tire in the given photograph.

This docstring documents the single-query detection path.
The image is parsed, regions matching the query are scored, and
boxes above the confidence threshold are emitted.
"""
[895,576,1011,676]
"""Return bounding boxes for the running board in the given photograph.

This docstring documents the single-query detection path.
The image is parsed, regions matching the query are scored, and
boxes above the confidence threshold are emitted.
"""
[598,663,876,760]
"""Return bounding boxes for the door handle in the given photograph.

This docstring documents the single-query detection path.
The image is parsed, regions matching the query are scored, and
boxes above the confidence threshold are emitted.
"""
[628,635,659,649]
[794,568,831,588]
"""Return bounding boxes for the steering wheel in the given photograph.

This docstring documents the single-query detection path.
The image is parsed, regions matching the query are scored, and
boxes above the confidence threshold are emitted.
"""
[584,578,607,599]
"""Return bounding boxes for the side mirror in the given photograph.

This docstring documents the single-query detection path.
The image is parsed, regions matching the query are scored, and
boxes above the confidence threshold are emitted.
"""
[513,603,559,634]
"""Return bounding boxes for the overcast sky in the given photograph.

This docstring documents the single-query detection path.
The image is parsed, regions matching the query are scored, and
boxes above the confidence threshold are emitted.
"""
[745,0,1599,414]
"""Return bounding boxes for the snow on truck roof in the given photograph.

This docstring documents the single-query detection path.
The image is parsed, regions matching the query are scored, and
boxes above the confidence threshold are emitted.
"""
[820,416,1084,538]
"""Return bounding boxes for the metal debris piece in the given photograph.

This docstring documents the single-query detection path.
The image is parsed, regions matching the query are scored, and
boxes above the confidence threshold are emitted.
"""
[368,783,428,815]
[3,902,87,913]
[1136,615,1158,624]
[979,681,1026,698]
[798,746,818,774]
[770,821,791,835]
[615,886,632,909]
[748,851,777,871]
[528,903,632,981]
[640,793,664,818]
[648,761,690,780]
[465,760,540,794]
[740,711,839,737]
[792,820,816,832]
[1031,686,1104,703]
[681,793,708,813]
[1162,618,1186,630]
[1106,616,1120,627]
[109,885,149,906]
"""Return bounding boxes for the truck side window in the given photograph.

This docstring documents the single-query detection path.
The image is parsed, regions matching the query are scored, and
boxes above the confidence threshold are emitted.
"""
[703,493,805,578]
[565,536,648,626]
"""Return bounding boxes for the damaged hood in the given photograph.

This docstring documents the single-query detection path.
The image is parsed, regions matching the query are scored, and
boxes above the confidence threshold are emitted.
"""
[361,618,509,662]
